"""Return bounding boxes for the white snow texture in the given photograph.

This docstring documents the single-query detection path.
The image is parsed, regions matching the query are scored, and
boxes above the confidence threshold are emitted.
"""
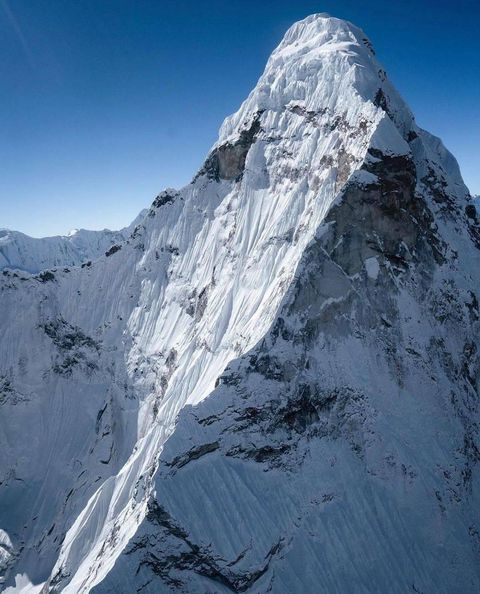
[1,14,479,594]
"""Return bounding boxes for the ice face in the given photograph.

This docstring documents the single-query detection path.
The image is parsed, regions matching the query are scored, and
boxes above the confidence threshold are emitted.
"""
[0,14,477,594]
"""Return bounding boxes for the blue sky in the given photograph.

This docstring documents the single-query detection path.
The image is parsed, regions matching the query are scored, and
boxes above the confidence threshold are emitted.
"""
[1,0,479,237]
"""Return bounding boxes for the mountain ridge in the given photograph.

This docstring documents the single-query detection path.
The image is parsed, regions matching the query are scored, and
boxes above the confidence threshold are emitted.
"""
[0,210,149,274]
[1,13,478,594]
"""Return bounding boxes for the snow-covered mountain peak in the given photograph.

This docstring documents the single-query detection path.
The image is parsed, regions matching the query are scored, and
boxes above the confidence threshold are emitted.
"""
[1,14,479,594]
[218,14,392,144]
[275,12,370,52]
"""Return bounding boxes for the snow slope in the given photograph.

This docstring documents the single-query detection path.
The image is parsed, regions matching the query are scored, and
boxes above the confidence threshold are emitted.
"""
[0,210,148,274]
[1,13,479,594]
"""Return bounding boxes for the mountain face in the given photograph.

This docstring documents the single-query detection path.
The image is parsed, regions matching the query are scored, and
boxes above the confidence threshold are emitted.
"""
[1,13,479,594]
[0,210,148,274]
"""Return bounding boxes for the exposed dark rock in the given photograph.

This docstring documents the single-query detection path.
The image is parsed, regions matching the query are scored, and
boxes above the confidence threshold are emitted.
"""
[336,148,355,190]
[226,443,291,464]
[278,384,336,433]
[270,317,294,342]
[465,204,477,222]
[374,88,390,116]
[137,501,282,592]
[167,442,220,471]
[105,244,122,257]
[41,318,100,376]
[37,271,56,283]
[466,291,479,322]
[315,150,444,283]
[95,403,108,434]
[196,112,263,182]
[0,375,27,406]
[247,353,285,381]
[152,191,176,209]
[185,285,210,320]
[0,376,14,406]
[288,104,324,125]
[42,319,99,352]
[362,37,375,54]
[420,165,460,219]
[464,203,480,249]
[407,130,419,142]
[164,245,179,256]
[214,370,242,388]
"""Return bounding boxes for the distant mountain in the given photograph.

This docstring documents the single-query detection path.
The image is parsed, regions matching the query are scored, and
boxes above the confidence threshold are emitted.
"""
[1,14,479,594]
[0,210,148,273]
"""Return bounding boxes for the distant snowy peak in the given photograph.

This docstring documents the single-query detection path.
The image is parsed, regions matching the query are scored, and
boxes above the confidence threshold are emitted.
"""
[0,209,148,274]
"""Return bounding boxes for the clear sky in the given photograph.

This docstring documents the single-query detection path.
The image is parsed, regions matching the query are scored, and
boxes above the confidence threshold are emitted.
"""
[1,0,479,237]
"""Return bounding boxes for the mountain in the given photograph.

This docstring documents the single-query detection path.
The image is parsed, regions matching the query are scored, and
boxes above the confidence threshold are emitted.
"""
[0,210,148,274]
[1,13,479,594]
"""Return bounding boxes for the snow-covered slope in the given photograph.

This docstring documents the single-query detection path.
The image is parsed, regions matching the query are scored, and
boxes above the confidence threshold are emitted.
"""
[1,13,479,594]
[0,210,148,273]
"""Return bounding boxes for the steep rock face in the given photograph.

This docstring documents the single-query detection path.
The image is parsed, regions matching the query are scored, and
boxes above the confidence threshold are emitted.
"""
[1,13,478,594]
[91,130,480,594]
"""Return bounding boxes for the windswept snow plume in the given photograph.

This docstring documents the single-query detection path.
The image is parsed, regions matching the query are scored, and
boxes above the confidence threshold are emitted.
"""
[1,14,479,594]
